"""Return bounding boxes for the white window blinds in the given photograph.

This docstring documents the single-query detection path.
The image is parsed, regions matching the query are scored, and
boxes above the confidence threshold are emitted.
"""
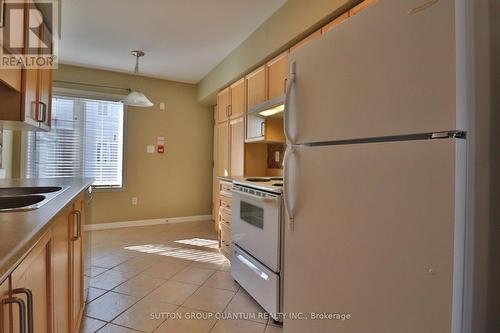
[26,95,125,188]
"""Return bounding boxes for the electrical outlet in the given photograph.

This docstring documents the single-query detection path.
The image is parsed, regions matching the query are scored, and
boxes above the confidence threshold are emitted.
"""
[159,102,166,111]
[132,197,138,205]
[147,145,155,153]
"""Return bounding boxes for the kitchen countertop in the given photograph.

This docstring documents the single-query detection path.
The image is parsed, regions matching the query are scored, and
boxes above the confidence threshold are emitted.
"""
[0,178,94,282]
[216,176,234,183]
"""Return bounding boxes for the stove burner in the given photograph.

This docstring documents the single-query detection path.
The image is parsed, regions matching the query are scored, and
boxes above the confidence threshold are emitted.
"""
[245,177,271,182]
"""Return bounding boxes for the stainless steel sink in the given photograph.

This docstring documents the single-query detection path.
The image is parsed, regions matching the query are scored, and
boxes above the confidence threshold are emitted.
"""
[0,195,46,210]
[0,186,62,196]
[0,186,69,211]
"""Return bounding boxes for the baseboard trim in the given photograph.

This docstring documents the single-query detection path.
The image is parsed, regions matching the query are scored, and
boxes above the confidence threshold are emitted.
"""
[84,215,213,231]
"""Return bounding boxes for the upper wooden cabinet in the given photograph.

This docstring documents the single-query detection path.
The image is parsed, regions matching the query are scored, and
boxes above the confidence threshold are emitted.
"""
[322,12,350,34]
[349,0,378,16]
[289,29,321,53]
[229,78,245,119]
[246,66,267,110]
[217,87,230,123]
[0,0,53,131]
[267,52,288,101]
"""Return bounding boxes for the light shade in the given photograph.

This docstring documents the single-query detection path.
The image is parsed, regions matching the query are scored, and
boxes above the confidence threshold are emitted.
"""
[121,91,154,107]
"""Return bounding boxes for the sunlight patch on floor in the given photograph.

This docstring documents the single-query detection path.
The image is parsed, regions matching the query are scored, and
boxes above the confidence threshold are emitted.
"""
[124,243,227,264]
[174,238,219,249]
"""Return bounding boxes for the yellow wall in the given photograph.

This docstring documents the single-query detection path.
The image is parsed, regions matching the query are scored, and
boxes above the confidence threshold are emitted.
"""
[54,65,213,224]
[197,0,352,104]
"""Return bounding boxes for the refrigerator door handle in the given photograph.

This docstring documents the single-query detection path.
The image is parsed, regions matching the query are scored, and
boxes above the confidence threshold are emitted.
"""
[284,61,296,145]
[283,147,296,231]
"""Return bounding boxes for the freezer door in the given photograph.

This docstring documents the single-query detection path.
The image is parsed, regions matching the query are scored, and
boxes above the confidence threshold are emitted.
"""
[286,0,466,144]
[283,139,466,333]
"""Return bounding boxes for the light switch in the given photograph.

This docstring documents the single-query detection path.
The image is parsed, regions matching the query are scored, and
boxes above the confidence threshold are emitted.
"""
[159,102,165,111]
[275,151,280,162]
[147,145,156,153]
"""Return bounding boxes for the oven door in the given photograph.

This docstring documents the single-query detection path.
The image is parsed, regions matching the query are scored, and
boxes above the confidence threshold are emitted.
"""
[232,187,281,272]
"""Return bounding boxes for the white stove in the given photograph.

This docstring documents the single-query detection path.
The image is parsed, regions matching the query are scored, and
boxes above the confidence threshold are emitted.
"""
[230,176,284,320]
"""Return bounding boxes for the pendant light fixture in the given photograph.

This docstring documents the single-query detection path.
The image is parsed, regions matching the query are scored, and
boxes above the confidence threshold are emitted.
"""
[121,50,154,107]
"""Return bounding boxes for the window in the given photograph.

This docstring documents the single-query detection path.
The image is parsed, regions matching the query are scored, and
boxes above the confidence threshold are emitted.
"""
[25,95,125,189]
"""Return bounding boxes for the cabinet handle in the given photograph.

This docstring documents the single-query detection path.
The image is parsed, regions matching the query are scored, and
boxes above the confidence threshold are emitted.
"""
[72,210,82,241]
[12,288,32,333]
[284,78,288,94]
[228,105,232,117]
[260,121,265,136]
[3,297,26,333]
[35,102,47,123]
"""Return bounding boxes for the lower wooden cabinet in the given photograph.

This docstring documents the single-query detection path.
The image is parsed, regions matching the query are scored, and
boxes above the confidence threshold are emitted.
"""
[0,194,86,333]
[11,232,52,333]
[70,197,85,333]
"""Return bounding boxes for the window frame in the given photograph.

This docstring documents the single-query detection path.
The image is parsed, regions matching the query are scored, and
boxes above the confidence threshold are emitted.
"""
[22,87,128,191]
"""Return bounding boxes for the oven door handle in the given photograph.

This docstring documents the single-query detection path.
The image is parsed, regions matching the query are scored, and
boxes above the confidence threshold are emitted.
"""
[233,190,279,203]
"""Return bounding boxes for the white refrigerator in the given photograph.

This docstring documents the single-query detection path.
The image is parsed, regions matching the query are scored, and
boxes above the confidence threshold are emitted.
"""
[282,0,468,332]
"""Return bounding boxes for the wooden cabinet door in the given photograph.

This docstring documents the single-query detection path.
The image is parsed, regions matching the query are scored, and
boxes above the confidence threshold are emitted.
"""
[349,0,377,16]
[289,29,322,53]
[267,52,288,100]
[52,206,72,333]
[322,12,350,34]
[229,117,244,176]
[215,121,230,177]
[21,0,42,128]
[229,78,245,119]
[0,278,11,333]
[38,23,53,131]
[246,66,266,110]
[11,232,52,333]
[217,88,230,123]
[70,198,85,333]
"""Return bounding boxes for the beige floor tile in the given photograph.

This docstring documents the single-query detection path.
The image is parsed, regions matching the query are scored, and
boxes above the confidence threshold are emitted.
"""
[86,287,107,303]
[85,266,108,278]
[224,289,267,324]
[85,291,138,322]
[142,262,187,280]
[154,307,216,333]
[202,271,239,292]
[95,323,141,332]
[113,274,166,298]
[80,316,106,333]
[112,257,157,274]
[210,319,266,333]
[90,269,137,290]
[92,254,133,269]
[144,281,198,306]
[112,298,178,333]
[182,286,235,313]
[170,267,215,285]
[264,324,283,333]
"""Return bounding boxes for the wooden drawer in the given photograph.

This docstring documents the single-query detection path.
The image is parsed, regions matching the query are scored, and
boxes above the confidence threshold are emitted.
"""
[220,223,232,257]
[219,195,232,215]
[220,210,231,228]
[219,181,233,198]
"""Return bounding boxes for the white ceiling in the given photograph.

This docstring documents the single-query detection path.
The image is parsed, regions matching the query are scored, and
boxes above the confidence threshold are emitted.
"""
[58,0,287,83]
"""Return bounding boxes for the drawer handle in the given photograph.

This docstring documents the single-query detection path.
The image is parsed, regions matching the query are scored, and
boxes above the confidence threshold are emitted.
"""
[235,253,269,281]
[13,288,33,333]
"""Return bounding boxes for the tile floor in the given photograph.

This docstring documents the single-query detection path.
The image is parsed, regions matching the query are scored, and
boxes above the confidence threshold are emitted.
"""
[80,221,282,333]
